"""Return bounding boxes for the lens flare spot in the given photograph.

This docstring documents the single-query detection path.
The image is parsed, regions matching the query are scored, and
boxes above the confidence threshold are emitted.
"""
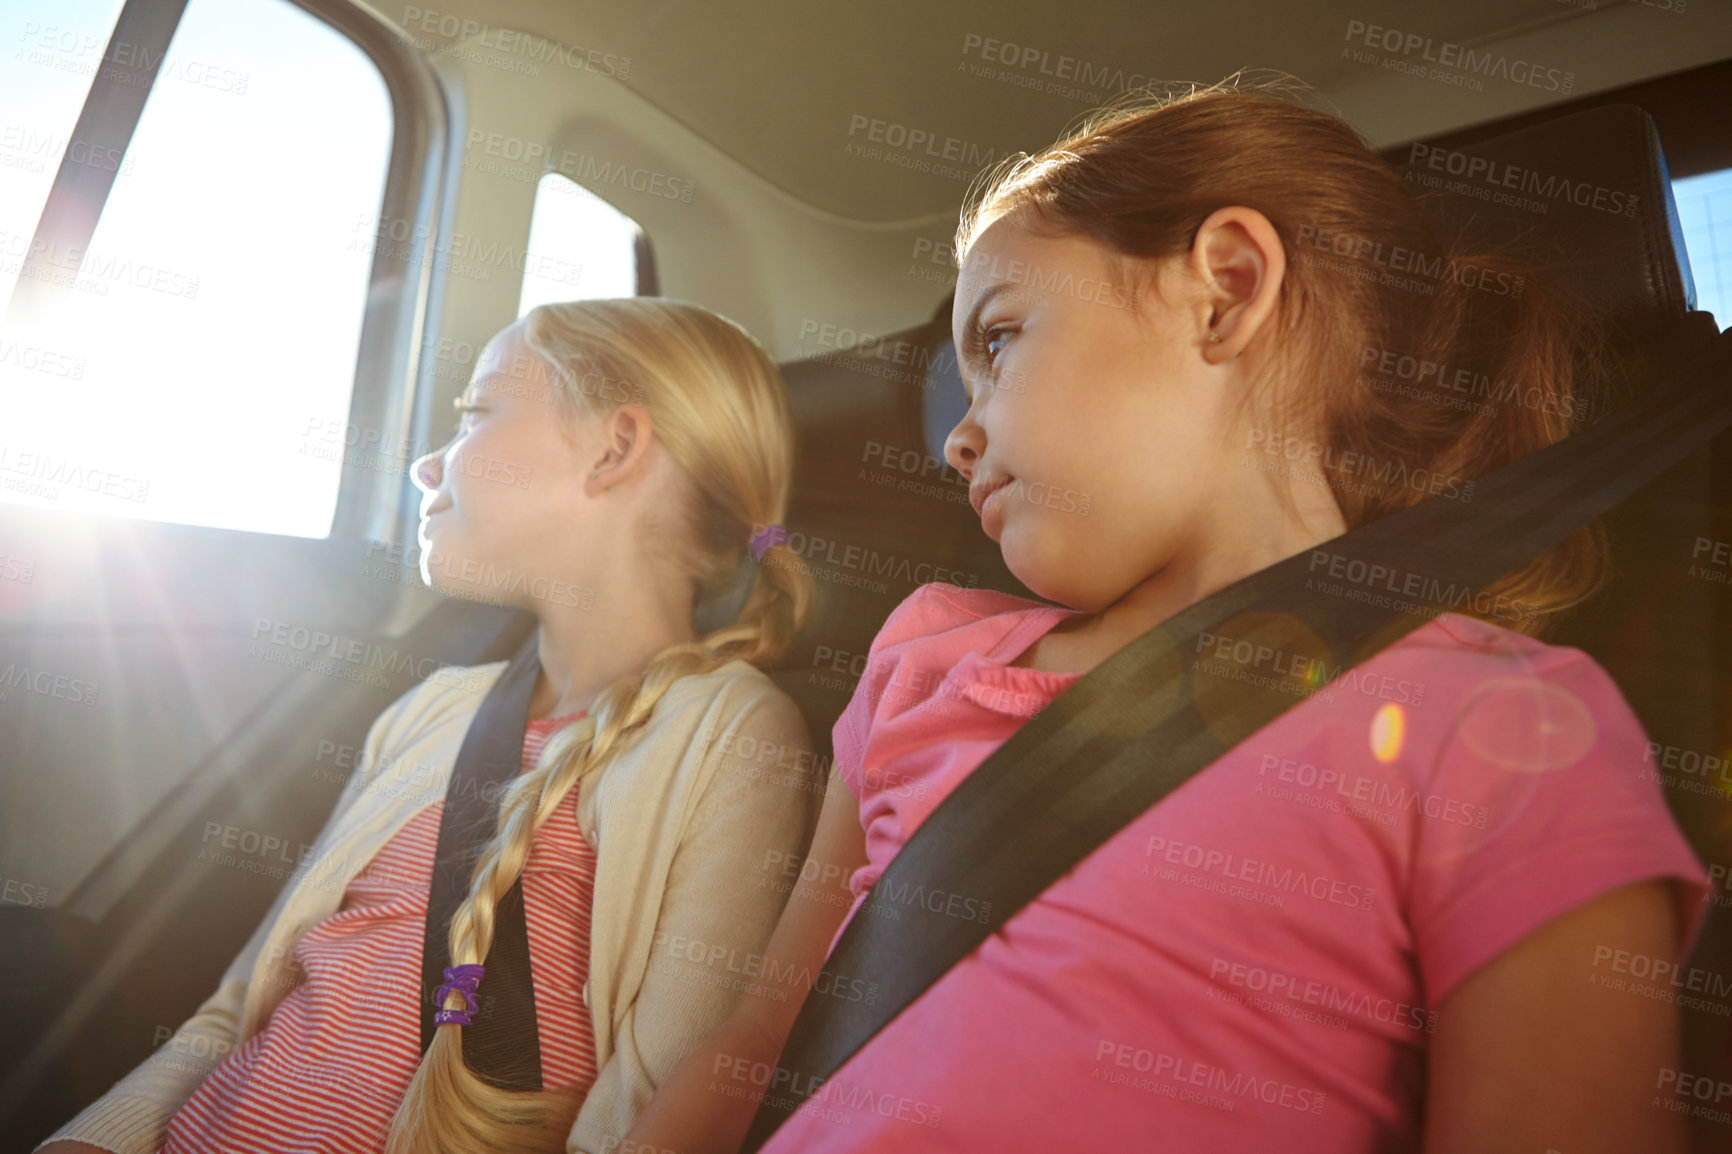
[1370,702,1405,764]
[1458,679,1597,772]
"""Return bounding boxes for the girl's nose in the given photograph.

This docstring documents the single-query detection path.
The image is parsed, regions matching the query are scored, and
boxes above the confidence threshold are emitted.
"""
[412,451,441,493]
[944,424,980,479]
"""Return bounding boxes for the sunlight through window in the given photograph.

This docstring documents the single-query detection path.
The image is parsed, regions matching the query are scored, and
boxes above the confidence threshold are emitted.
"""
[516,172,642,317]
[1673,167,1732,331]
[0,0,391,536]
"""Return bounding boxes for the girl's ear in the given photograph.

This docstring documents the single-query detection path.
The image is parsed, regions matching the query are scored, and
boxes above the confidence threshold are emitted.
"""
[1190,206,1284,361]
[588,404,655,495]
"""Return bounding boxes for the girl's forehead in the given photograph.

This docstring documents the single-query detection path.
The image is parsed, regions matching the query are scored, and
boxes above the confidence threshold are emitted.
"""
[471,329,561,397]
[960,211,1037,269]
[955,219,1030,313]
[475,324,531,375]
[958,216,1114,294]
[954,217,1105,325]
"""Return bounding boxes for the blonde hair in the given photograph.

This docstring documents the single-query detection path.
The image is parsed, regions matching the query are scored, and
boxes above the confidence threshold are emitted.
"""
[385,298,815,1152]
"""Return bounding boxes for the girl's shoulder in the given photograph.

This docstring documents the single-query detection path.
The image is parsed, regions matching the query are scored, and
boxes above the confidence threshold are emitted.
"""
[364,660,512,757]
[1351,614,1710,1003]
[830,582,1061,761]
[1380,611,1621,700]
[1419,610,1558,657]
[857,592,1622,715]
[597,656,814,777]
[1354,611,1649,780]
[389,651,804,770]
[670,655,804,719]
[422,649,789,709]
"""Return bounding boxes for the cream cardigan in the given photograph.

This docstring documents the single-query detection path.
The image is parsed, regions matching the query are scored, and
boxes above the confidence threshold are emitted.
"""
[41,655,822,1154]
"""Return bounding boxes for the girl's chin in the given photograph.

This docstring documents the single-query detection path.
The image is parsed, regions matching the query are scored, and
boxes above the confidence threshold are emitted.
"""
[425,578,512,611]
[998,536,1042,586]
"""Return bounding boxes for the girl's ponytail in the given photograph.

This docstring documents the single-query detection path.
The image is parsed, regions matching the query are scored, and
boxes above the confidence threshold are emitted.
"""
[1344,229,1616,629]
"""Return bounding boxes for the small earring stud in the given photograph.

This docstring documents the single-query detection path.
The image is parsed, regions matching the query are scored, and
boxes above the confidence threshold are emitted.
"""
[1207,330,1222,344]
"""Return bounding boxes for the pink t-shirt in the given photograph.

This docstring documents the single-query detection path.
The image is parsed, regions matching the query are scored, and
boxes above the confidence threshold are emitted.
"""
[758,582,1710,1154]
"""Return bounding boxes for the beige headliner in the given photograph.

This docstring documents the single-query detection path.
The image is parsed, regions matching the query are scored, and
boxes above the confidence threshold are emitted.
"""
[388,0,1732,222]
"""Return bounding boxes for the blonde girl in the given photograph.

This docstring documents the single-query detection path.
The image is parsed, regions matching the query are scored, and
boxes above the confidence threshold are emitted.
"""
[38,298,823,1153]
[620,78,1711,1154]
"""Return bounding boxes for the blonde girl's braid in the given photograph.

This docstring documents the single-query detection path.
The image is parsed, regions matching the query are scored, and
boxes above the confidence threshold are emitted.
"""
[384,299,815,1153]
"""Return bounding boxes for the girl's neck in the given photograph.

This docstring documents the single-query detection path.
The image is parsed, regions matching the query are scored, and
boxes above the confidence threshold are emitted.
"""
[526,614,699,722]
[1021,507,1349,678]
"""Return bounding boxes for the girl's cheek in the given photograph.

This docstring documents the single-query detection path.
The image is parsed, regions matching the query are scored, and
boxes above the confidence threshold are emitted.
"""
[445,452,477,498]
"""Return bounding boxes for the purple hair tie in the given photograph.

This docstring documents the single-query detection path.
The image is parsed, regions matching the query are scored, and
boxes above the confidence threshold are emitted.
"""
[433,963,485,1027]
[748,523,787,563]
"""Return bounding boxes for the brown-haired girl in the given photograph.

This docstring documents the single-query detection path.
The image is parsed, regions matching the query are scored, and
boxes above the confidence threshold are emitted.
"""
[38,298,823,1154]
[621,77,1711,1154]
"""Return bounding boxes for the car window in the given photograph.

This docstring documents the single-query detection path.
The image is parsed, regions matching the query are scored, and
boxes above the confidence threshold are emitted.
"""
[1673,166,1731,329]
[516,171,646,317]
[0,0,392,537]
[0,0,128,310]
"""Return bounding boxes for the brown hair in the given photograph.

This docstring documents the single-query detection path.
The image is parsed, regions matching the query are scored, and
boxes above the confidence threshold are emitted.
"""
[956,72,1619,638]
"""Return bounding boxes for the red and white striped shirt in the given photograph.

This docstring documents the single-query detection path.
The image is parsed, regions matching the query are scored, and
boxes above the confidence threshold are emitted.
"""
[163,711,598,1153]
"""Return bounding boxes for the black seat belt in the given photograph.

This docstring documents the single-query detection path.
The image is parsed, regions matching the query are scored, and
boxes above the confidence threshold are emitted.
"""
[417,627,546,1092]
[742,322,1732,1150]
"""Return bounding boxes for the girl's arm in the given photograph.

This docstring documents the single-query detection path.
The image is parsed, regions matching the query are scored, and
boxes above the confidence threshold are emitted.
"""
[1422,879,1691,1154]
[564,690,844,1152]
[615,765,868,1154]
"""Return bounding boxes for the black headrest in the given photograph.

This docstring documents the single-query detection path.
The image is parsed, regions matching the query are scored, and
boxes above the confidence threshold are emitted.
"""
[717,321,1029,754]
[1392,102,1697,334]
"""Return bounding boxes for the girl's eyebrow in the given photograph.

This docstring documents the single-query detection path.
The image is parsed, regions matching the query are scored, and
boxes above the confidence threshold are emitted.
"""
[955,281,1015,370]
[956,281,1017,403]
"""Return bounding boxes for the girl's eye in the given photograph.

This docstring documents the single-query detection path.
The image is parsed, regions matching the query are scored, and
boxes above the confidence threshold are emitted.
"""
[960,320,1017,403]
[964,321,1016,385]
[451,401,482,429]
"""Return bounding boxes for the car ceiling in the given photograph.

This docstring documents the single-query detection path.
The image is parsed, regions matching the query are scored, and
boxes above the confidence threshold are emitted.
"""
[387,0,1723,222]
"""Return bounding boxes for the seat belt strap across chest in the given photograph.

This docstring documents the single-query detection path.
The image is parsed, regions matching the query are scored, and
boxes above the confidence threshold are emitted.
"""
[417,628,546,1092]
[741,325,1732,1150]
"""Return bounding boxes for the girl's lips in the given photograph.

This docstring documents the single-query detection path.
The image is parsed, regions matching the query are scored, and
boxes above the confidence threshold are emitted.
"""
[977,477,1013,532]
[420,507,451,536]
[979,477,1014,539]
[971,474,1013,518]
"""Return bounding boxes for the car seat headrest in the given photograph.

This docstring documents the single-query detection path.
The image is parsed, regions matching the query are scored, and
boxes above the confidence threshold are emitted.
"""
[1392,102,1696,332]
